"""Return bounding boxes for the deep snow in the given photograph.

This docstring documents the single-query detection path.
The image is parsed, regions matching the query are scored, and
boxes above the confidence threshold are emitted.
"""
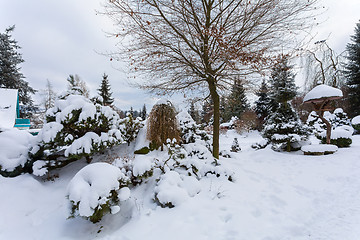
[1,131,360,240]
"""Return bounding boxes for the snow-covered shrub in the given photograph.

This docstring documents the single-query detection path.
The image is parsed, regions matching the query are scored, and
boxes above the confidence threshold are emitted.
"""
[307,109,353,135]
[352,115,360,132]
[154,171,200,208]
[0,129,35,177]
[34,94,123,173]
[332,108,351,128]
[318,126,352,148]
[263,103,309,152]
[251,139,269,150]
[67,162,130,223]
[147,99,180,150]
[307,108,353,147]
[120,112,143,145]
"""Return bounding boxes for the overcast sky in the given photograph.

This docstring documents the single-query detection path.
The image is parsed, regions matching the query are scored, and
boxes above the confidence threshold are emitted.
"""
[0,0,359,109]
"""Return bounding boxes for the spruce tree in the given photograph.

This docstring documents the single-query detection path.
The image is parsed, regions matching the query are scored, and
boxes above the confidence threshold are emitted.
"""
[255,79,272,127]
[263,55,308,152]
[140,104,147,120]
[344,21,360,117]
[97,73,114,106]
[0,26,35,107]
[223,79,249,122]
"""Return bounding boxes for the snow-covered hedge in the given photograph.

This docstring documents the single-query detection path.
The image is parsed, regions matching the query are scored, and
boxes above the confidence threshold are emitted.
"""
[0,129,35,177]
[67,162,130,223]
[33,94,124,173]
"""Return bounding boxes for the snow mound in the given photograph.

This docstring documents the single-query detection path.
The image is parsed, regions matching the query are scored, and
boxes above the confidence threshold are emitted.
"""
[0,128,34,172]
[132,156,153,177]
[67,162,129,218]
[303,84,343,102]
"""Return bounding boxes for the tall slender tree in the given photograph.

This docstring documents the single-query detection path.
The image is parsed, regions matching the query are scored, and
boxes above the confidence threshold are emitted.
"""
[97,73,114,106]
[41,79,57,111]
[0,25,35,106]
[344,21,360,117]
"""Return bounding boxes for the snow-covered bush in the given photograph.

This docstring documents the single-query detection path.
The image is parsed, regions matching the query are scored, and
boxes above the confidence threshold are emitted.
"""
[33,94,123,173]
[0,129,35,177]
[352,115,360,132]
[307,108,353,147]
[307,108,353,135]
[67,162,130,223]
[154,171,201,208]
[318,126,353,148]
[263,103,309,152]
[120,112,143,146]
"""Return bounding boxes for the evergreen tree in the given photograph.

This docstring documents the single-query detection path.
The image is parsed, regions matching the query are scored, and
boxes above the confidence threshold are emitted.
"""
[268,55,297,105]
[97,73,114,106]
[189,101,200,123]
[223,79,249,122]
[67,74,90,98]
[140,104,147,120]
[254,79,272,127]
[263,55,308,152]
[0,26,35,107]
[344,21,360,117]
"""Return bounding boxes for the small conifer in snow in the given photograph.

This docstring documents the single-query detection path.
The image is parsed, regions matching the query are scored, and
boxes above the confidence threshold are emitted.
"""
[230,138,241,152]
[97,73,114,106]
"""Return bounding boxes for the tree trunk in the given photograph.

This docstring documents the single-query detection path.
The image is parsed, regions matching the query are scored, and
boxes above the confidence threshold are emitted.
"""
[208,80,220,159]
[318,110,332,144]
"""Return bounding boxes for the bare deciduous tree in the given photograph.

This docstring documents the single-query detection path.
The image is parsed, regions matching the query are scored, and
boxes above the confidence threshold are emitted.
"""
[104,0,319,158]
[41,79,57,111]
[301,40,346,90]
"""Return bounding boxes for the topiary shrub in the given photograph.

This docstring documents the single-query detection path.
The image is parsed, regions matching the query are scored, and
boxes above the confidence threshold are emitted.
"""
[147,99,180,150]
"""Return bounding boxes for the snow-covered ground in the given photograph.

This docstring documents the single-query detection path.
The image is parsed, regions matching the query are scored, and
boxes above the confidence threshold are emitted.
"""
[1,130,360,240]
